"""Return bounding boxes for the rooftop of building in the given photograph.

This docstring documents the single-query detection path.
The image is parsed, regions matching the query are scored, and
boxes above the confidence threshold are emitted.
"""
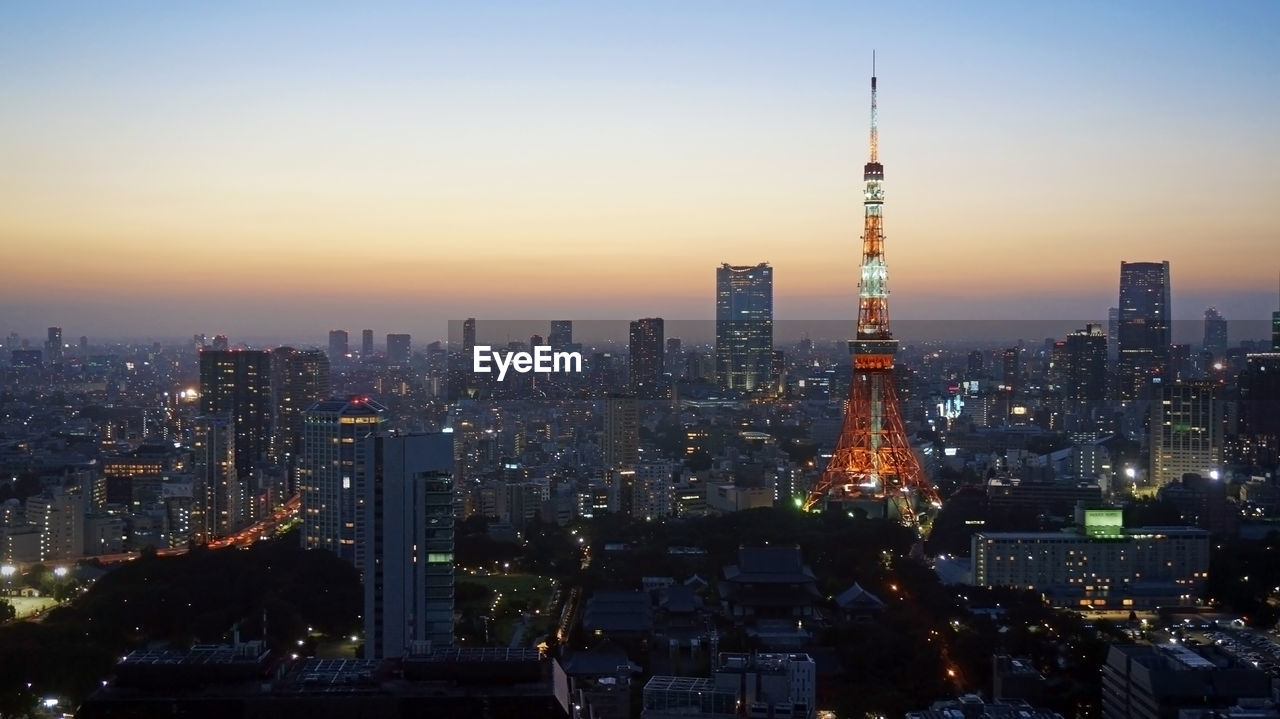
[723,546,816,584]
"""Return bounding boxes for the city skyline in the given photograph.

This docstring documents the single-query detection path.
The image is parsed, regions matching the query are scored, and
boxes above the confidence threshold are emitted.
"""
[3,2,1279,340]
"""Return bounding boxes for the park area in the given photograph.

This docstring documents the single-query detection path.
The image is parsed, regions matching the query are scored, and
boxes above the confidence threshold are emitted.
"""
[5,596,58,620]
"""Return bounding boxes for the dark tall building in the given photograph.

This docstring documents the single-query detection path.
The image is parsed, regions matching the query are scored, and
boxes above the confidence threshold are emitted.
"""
[1203,307,1228,357]
[362,432,455,659]
[665,337,682,377]
[362,329,375,357]
[966,350,984,380]
[549,320,573,351]
[1116,260,1171,400]
[211,334,229,351]
[1236,353,1280,470]
[386,334,411,365]
[45,326,62,363]
[1001,347,1020,394]
[272,347,331,476]
[628,318,664,399]
[462,318,476,357]
[1064,324,1108,401]
[715,262,773,392]
[329,330,349,363]
[199,350,273,480]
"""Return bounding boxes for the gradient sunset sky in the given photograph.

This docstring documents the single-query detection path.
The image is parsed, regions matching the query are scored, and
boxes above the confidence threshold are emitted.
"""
[2,1,1278,344]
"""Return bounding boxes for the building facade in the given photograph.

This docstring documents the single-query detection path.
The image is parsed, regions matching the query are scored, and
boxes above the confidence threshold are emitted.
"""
[715,263,773,392]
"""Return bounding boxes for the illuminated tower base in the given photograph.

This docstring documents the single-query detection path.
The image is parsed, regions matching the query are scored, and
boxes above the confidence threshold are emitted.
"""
[803,348,940,523]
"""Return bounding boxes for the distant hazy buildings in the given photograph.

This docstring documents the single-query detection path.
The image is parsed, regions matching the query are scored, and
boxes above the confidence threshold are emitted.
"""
[1149,380,1223,486]
[362,432,455,659]
[1116,261,1171,400]
[1202,307,1228,357]
[199,349,272,480]
[386,333,411,365]
[548,320,573,352]
[629,318,665,399]
[328,329,349,363]
[361,329,374,357]
[715,263,773,392]
[299,397,387,565]
[45,326,62,364]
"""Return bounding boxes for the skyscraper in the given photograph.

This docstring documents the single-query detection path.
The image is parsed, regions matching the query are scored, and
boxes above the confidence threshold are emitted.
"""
[386,333,411,365]
[462,318,476,357]
[1236,353,1280,470]
[328,330,349,363]
[715,263,773,392]
[1116,261,1171,400]
[1203,307,1228,357]
[299,397,386,565]
[199,350,272,480]
[1064,324,1108,402]
[362,432,455,658]
[361,329,374,358]
[191,415,236,541]
[1149,380,1223,486]
[549,320,573,351]
[628,318,665,399]
[45,327,62,363]
[272,347,331,478]
[211,334,229,351]
[602,394,639,471]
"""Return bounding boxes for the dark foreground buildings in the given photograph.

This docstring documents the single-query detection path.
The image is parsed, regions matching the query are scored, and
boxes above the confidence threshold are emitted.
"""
[77,644,560,719]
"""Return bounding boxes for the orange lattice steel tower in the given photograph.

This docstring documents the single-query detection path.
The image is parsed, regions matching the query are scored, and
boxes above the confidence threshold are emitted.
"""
[803,58,942,522]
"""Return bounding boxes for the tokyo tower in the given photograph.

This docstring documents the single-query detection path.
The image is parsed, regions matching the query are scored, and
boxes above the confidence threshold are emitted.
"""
[803,58,942,523]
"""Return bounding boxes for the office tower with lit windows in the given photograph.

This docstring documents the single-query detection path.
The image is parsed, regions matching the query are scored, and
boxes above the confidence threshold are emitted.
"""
[386,334,411,365]
[628,318,665,399]
[299,397,387,565]
[362,432,455,658]
[1203,308,1228,357]
[191,415,236,541]
[45,327,62,363]
[549,320,573,351]
[328,330,349,363]
[199,350,272,481]
[715,263,773,392]
[361,329,374,358]
[272,347,331,480]
[1150,380,1223,486]
[1116,261,1171,400]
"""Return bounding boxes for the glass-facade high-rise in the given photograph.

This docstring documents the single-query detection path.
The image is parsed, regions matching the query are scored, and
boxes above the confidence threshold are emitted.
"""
[1116,261,1171,400]
[1202,307,1228,357]
[715,263,773,392]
